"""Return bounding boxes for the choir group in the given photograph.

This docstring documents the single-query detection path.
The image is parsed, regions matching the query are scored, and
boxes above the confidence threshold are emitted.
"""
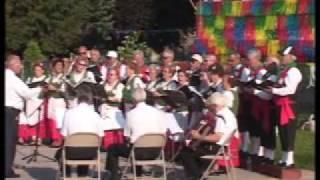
[8,44,302,178]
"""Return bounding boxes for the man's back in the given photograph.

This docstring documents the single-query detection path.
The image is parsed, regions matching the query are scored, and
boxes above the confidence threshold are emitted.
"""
[61,103,104,137]
[125,102,167,143]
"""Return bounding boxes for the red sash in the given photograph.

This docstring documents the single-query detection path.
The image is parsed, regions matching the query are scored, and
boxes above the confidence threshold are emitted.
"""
[273,67,295,126]
[274,96,295,126]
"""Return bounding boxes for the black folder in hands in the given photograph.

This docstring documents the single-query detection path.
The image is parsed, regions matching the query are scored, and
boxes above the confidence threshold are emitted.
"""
[27,81,48,88]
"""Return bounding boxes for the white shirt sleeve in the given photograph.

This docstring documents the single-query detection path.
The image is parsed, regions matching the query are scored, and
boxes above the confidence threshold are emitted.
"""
[123,112,132,137]
[239,68,251,82]
[95,114,105,137]
[14,77,42,100]
[272,68,302,96]
[255,69,267,84]
[60,111,70,137]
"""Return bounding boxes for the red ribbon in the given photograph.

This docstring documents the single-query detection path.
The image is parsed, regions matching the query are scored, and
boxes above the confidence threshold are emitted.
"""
[274,96,295,126]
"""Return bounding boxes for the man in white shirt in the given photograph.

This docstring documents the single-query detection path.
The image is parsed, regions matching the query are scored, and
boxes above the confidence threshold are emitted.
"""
[264,46,302,168]
[5,54,48,178]
[105,88,167,180]
[56,89,104,177]
[179,92,238,180]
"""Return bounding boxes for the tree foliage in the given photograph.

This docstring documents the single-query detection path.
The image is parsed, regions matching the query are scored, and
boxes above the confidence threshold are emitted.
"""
[114,0,155,30]
[117,32,152,63]
[23,40,45,62]
[22,40,45,78]
[5,0,114,55]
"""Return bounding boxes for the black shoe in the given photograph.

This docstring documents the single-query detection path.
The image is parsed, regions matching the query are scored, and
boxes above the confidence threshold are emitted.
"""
[265,159,274,165]
[284,164,295,169]
[277,161,286,167]
[215,169,227,175]
[6,172,20,178]
[239,151,249,159]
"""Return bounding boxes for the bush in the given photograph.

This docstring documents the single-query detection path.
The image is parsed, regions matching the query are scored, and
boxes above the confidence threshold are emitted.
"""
[22,40,45,79]
[117,31,152,63]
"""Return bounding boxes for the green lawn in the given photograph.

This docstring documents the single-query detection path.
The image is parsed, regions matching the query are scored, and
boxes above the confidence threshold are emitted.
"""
[275,130,315,170]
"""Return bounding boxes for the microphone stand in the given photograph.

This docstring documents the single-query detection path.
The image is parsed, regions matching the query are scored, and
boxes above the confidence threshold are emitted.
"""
[21,98,56,163]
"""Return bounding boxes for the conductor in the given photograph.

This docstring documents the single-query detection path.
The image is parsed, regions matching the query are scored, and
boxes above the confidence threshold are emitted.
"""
[5,54,50,178]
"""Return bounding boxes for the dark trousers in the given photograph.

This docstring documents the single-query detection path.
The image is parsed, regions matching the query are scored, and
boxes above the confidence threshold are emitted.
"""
[247,113,262,137]
[106,143,161,180]
[179,144,221,178]
[260,106,276,149]
[5,107,20,176]
[237,94,249,132]
[276,107,297,151]
[55,147,97,176]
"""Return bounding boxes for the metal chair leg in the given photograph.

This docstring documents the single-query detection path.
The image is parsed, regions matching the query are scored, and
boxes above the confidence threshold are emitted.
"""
[162,150,167,180]
[200,158,217,180]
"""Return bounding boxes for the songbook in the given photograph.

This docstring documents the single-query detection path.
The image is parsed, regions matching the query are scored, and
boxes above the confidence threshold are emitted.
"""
[161,90,189,108]
[27,81,48,88]
[64,81,97,100]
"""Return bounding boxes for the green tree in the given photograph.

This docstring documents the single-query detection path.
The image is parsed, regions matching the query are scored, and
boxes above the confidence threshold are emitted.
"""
[5,0,115,55]
[82,0,115,49]
[117,32,152,63]
[115,0,155,30]
[22,40,45,78]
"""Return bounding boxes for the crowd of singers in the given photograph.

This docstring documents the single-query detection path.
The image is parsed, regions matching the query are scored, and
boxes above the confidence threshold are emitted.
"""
[6,45,302,179]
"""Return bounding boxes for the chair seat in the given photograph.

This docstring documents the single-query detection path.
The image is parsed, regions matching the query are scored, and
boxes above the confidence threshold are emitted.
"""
[201,155,231,160]
[63,177,97,180]
[135,160,165,166]
[65,159,98,165]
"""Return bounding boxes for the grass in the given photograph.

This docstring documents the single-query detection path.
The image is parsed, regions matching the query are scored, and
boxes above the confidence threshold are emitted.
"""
[275,129,315,170]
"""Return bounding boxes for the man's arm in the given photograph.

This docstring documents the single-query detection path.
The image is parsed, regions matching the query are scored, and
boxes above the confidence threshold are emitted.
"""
[272,68,302,96]
[14,76,42,100]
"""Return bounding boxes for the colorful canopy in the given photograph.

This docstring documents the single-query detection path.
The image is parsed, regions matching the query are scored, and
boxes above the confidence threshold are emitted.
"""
[193,0,315,62]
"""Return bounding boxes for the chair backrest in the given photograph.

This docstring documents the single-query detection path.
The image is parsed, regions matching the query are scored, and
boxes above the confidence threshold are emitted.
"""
[216,129,237,146]
[133,134,166,148]
[64,132,100,147]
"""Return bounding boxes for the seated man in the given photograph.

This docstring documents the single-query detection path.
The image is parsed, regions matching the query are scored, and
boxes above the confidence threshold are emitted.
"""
[179,92,238,180]
[105,88,167,180]
[55,88,104,177]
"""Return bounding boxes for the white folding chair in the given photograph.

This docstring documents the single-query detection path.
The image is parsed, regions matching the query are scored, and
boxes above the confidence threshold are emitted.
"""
[62,133,101,180]
[123,133,167,180]
[200,129,237,180]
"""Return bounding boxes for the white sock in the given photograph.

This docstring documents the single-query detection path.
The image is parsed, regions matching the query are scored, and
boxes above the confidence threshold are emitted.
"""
[249,137,256,155]
[258,146,264,157]
[249,137,260,155]
[287,151,294,165]
[280,151,288,163]
[254,138,261,155]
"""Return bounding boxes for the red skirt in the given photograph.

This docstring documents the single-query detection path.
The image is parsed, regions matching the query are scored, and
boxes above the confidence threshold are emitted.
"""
[18,124,31,141]
[28,118,62,141]
[218,137,240,167]
[103,130,124,150]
